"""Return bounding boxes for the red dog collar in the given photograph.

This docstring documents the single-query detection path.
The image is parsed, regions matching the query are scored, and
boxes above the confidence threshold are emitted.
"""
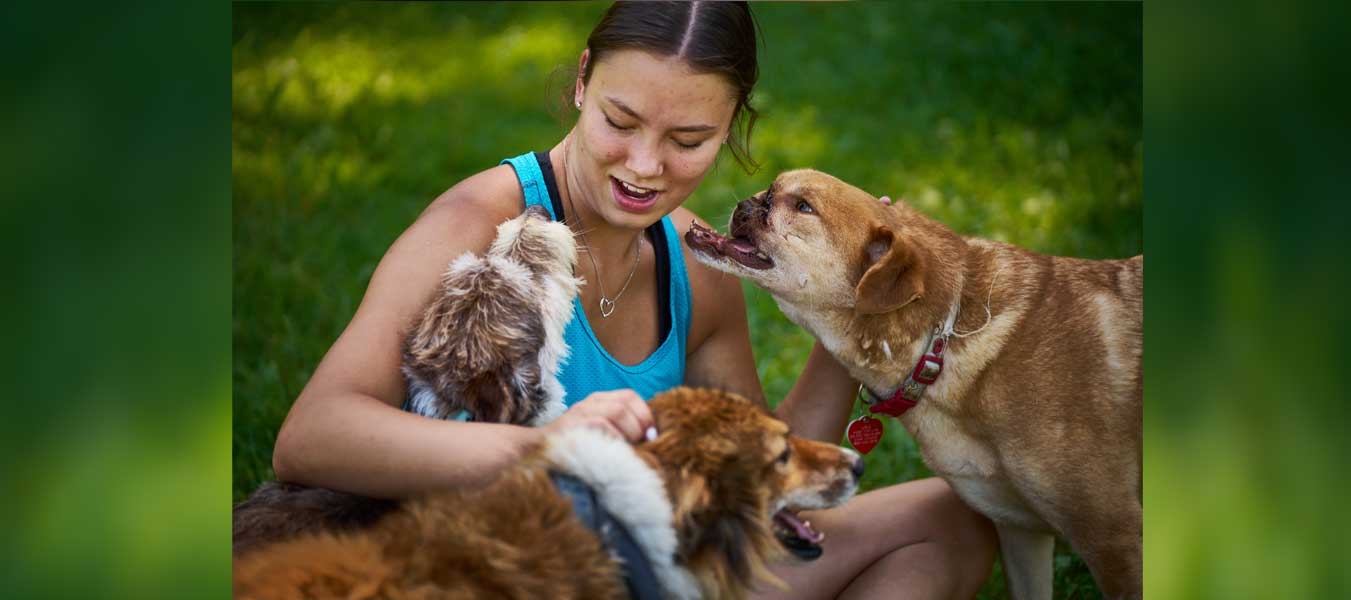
[862,302,960,417]
[866,336,946,417]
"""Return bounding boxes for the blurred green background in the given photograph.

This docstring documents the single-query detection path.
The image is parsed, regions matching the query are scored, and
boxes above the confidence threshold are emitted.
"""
[1145,2,1351,598]
[8,0,1350,598]
[232,3,1137,597]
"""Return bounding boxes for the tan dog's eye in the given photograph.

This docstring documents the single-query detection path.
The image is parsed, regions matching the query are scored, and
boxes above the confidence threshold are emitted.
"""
[776,448,791,465]
[796,200,815,214]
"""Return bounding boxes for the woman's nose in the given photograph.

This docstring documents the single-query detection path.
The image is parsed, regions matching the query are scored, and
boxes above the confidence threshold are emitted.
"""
[625,138,664,179]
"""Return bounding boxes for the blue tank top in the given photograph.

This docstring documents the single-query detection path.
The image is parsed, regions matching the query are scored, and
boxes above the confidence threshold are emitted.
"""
[501,151,691,403]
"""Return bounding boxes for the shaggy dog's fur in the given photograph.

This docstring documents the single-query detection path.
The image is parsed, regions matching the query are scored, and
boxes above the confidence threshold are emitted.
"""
[402,204,580,425]
[233,387,863,600]
[233,206,580,556]
[688,169,1142,600]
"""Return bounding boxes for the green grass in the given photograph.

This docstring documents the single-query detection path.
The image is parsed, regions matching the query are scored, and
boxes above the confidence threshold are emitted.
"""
[233,3,1139,598]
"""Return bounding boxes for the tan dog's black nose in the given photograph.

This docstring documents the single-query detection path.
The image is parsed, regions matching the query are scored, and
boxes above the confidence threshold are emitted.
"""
[730,192,771,238]
[850,455,865,480]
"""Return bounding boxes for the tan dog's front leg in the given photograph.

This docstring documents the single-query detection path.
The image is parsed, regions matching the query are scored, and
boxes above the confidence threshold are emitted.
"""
[996,524,1054,600]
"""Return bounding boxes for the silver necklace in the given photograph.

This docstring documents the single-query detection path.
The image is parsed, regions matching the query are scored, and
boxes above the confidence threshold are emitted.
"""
[571,200,641,318]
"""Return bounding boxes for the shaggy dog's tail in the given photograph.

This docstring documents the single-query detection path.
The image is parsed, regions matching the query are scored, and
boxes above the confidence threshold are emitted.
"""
[232,482,397,556]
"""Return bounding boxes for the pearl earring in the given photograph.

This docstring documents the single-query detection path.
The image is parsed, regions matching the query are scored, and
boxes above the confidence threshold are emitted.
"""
[575,100,582,109]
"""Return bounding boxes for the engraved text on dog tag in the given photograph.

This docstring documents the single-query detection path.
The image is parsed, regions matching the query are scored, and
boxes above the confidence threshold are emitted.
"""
[846,415,883,455]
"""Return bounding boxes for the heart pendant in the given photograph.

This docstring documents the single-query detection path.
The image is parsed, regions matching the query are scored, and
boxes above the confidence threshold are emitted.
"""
[599,297,616,318]
[846,415,883,455]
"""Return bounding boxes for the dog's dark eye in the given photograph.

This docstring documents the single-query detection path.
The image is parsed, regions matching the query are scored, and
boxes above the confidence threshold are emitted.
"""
[796,200,815,214]
[776,449,791,465]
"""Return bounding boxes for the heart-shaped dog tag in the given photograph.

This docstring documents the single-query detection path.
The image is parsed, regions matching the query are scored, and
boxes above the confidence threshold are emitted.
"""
[846,415,883,455]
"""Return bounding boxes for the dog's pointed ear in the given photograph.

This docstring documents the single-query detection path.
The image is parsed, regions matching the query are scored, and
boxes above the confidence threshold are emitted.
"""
[854,225,925,314]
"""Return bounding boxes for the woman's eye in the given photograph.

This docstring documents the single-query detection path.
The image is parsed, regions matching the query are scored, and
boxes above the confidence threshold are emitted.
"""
[796,200,815,214]
[673,139,703,150]
[604,115,632,131]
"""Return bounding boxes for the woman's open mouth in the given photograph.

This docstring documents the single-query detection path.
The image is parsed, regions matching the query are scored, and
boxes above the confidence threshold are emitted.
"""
[610,176,661,212]
[685,222,774,270]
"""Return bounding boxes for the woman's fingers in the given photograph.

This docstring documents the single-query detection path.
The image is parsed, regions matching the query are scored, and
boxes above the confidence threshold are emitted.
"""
[553,389,654,443]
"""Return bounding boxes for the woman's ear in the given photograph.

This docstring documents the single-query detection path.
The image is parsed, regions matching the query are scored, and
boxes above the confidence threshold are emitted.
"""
[574,49,590,108]
[854,226,925,314]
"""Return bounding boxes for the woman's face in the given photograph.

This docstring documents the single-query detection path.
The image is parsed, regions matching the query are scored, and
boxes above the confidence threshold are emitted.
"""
[571,49,739,230]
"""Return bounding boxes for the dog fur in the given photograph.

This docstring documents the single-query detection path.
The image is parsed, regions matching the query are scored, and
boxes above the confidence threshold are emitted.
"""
[233,387,864,600]
[402,203,581,425]
[234,206,580,556]
[687,169,1142,600]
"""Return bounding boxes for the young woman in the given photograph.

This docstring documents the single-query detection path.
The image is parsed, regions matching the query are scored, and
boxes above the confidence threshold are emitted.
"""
[272,2,997,597]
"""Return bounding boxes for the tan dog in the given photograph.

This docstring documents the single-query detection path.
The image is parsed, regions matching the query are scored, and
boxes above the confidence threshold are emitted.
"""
[687,169,1141,600]
[233,387,864,600]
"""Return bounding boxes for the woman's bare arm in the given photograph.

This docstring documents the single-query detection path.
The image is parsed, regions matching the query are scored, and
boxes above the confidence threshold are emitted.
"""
[271,167,545,497]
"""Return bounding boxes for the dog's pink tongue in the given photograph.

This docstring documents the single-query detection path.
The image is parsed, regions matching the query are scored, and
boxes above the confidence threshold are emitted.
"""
[728,238,756,254]
[774,510,824,544]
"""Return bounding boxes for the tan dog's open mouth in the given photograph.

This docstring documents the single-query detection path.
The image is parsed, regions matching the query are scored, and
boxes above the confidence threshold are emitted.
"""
[687,222,773,270]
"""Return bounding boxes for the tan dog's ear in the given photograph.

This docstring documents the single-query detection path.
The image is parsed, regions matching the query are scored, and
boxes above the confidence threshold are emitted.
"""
[854,226,925,314]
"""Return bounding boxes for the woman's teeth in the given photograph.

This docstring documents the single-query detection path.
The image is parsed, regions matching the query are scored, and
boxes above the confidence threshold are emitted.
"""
[617,179,656,198]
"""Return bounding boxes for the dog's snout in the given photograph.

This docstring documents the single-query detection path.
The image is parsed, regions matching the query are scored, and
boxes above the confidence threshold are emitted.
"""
[730,200,752,237]
[849,455,865,480]
[730,196,769,238]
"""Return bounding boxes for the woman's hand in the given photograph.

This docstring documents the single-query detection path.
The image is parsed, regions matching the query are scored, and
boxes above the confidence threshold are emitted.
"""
[541,389,655,443]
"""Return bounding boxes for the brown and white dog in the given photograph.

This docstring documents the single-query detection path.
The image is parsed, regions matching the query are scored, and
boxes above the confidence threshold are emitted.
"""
[233,387,865,600]
[687,169,1142,600]
[233,206,581,555]
[401,203,581,425]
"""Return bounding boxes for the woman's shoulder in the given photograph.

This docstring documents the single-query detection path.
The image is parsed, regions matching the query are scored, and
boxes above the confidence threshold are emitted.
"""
[369,165,530,322]
[666,207,747,340]
[422,164,526,227]
[666,207,722,286]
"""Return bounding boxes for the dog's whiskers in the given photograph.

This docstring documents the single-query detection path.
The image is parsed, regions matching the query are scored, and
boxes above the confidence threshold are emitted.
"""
[560,217,599,251]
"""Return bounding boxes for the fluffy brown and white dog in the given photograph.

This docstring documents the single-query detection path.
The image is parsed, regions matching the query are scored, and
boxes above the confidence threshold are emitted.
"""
[401,203,581,425]
[233,387,864,600]
[233,205,581,556]
[687,169,1142,600]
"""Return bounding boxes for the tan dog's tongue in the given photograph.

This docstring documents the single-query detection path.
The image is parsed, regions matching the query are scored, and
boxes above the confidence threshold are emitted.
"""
[728,238,756,253]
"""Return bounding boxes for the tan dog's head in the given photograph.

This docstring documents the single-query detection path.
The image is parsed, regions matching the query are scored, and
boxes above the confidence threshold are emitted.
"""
[641,387,862,597]
[688,169,930,314]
